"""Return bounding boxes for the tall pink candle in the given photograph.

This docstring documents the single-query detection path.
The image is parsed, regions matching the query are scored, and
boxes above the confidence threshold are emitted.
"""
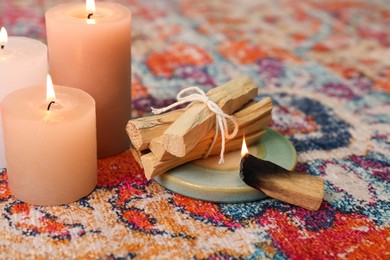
[45,1,131,158]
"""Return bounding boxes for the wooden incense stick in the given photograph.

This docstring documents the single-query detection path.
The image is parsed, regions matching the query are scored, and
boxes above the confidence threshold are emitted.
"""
[149,98,272,161]
[162,77,258,157]
[240,154,324,211]
[126,109,184,151]
[126,77,258,152]
[141,130,266,180]
[129,97,272,179]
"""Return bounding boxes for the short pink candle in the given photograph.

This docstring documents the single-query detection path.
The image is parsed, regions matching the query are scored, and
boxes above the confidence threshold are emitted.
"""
[45,1,131,158]
[1,77,97,205]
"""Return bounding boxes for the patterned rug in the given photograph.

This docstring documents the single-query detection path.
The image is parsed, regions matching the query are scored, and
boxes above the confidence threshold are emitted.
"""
[0,0,389,258]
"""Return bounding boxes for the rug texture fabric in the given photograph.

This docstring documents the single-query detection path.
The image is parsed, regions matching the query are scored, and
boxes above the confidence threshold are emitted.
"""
[0,0,389,259]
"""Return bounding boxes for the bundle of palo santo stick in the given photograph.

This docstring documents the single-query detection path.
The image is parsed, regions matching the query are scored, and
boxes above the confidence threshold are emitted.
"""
[126,77,272,180]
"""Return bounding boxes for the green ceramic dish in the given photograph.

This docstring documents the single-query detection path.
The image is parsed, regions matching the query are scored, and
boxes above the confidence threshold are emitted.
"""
[154,128,297,203]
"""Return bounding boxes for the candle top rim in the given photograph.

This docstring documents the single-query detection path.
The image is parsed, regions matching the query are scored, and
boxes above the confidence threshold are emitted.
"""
[1,85,95,122]
[0,37,47,62]
[45,2,131,24]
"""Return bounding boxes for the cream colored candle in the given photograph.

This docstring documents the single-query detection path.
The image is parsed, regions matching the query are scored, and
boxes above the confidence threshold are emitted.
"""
[45,1,131,158]
[1,77,97,205]
[0,27,48,168]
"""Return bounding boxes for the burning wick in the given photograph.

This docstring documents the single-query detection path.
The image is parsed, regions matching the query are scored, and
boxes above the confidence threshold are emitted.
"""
[47,101,56,111]
[239,135,324,211]
[46,75,56,111]
[86,0,95,20]
[0,27,8,50]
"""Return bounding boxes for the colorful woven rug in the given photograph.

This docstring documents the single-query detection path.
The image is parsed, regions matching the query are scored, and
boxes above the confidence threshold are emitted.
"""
[1,0,389,258]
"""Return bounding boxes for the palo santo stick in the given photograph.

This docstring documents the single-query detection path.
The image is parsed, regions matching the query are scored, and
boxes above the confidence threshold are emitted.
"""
[126,109,184,150]
[150,98,273,161]
[126,77,258,151]
[149,136,171,161]
[150,114,271,161]
[240,154,324,211]
[130,146,144,169]
[143,97,272,180]
[162,77,258,158]
[142,130,266,180]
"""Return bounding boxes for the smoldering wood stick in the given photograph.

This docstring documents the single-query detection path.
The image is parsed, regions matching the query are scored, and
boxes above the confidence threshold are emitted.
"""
[240,154,324,211]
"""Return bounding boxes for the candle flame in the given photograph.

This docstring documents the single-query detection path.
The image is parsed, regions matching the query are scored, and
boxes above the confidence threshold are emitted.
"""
[0,27,8,48]
[241,135,249,157]
[86,0,96,15]
[46,75,56,101]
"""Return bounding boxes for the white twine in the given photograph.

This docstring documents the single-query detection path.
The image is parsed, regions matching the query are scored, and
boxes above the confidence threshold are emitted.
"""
[151,87,239,164]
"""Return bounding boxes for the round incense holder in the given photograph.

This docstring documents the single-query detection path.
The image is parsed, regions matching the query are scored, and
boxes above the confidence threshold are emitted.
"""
[154,128,297,203]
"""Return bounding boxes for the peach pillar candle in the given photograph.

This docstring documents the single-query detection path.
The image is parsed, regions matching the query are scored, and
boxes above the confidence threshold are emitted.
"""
[45,1,131,158]
[0,27,48,168]
[1,77,97,205]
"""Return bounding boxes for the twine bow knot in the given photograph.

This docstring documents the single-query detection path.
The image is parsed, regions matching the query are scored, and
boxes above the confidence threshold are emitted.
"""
[152,86,239,164]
